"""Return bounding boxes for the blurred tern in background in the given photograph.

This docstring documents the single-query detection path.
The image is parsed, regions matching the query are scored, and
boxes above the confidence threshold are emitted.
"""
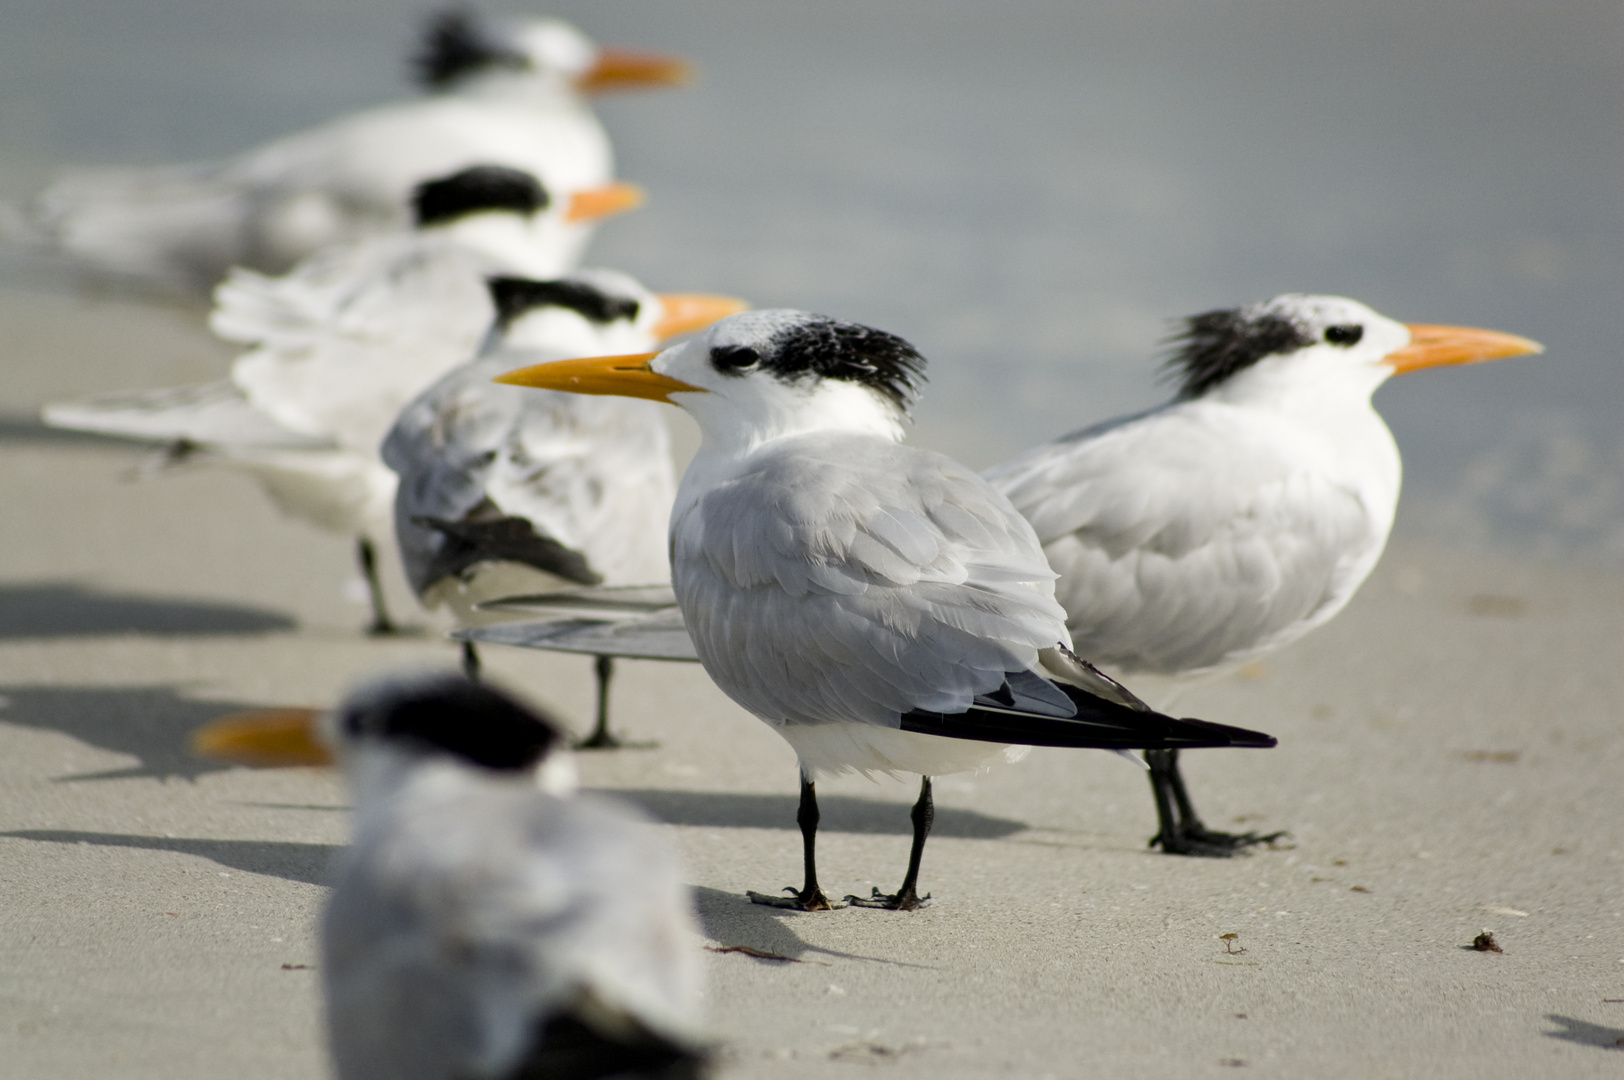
[196,673,708,1080]
[18,8,684,295]
[985,294,1543,855]
[496,310,1276,911]
[42,164,639,633]
[384,271,744,745]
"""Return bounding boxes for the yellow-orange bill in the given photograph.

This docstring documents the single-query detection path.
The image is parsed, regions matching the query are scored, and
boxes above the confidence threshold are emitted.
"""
[652,294,749,341]
[576,49,692,93]
[494,352,704,403]
[565,181,645,224]
[192,707,332,768]
[1386,324,1544,375]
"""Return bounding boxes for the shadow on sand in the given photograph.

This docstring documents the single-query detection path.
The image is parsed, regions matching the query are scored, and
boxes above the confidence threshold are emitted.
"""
[1543,1015,1624,1051]
[0,582,295,638]
[692,885,931,967]
[0,683,292,780]
[0,829,338,887]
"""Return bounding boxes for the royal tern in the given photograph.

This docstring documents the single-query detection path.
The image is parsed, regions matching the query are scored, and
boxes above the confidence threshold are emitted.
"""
[984,294,1543,855]
[496,310,1275,910]
[195,673,708,1080]
[383,272,744,743]
[21,9,683,294]
[43,164,638,633]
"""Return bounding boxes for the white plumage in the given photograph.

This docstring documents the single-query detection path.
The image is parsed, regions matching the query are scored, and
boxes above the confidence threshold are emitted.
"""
[20,12,681,295]
[985,293,1542,853]
[319,674,706,1080]
[42,166,613,632]
[385,271,687,623]
[496,309,1275,909]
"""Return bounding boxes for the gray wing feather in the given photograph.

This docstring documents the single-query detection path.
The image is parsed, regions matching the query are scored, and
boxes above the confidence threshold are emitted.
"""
[385,355,674,598]
[987,401,1384,674]
[674,434,1069,729]
[323,786,700,1080]
[41,381,329,449]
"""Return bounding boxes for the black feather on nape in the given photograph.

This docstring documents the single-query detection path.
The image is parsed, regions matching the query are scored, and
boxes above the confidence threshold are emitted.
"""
[412,7,528,89]
[755,317,927,412]
[1162,307,1314,399]
[412,166,548,227]
[341,675,561,771]
[487,277,641,330]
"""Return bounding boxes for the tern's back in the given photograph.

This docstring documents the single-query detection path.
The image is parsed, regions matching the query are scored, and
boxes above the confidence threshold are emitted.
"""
[324,770,700,1080]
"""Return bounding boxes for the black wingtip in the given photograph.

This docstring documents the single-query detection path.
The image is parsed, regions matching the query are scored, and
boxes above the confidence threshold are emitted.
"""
[1170,716,1278,749]
[899,698,1277,752]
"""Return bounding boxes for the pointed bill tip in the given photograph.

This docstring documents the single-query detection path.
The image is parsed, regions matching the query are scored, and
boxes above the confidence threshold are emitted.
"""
[576,49,693,94]
[652,294,749,342]
[192,707,332,768]
[494,352,703,403]
[1387,324,1545,375]
[564,181,645,224]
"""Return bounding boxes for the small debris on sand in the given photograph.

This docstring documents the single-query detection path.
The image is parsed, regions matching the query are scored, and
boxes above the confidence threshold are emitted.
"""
[1472,931,1503,953]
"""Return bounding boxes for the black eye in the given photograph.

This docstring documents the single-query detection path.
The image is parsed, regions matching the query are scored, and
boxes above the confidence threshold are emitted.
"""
[710,345,760,373]
[1324,324,1364,347]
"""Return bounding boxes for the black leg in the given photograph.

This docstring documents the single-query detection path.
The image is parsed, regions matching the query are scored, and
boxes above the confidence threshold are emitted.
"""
[574,655,622,750]
[848,776,933,910]
[356,538,399,636]
[1147,748,1286,857]
[748,772,840,910]
[461,640,481,682]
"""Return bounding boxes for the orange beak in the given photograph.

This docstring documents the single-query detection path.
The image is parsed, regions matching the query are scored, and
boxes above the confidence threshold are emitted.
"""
[1386,324,1544,375]
[652,295,749,342]
[192,707,332,768]
[495,352,705,403]
[575,49,692,93]
[565,181,645,224]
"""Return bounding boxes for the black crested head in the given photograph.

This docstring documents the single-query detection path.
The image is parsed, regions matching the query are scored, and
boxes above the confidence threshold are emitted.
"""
[412,7,528,89]
[412,166,549,227]
[1162,305,1315,399]
[711,313,927,412]
[487,277,641,331]
[340,674,561,772]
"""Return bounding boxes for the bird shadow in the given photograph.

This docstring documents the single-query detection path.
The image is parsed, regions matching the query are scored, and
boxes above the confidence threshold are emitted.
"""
[0,683,284,780]
[0,829,339,887]
[0,582,296,638]
[691,886,929,968]
[603,788,1026,839]
[1543,1015,1624,1051]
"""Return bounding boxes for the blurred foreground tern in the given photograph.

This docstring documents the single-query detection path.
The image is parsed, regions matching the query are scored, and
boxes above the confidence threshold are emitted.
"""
[383,272,744,742]
[196,674,707,1080]
[42,165,640,634]
[985,295,1543,855]
[496,310,1276,910]
[19,9,684,294]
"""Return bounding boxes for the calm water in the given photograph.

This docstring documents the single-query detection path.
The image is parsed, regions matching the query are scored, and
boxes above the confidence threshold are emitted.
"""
[3,0,1620,563]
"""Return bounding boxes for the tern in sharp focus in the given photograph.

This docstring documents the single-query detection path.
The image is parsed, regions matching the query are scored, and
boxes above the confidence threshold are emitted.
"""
[195,673,708,1080]
[984,294,1543,855]
[383,271,745,745]
[42,163,639,634]
[19,9,684,295]
[496,310,1276,911]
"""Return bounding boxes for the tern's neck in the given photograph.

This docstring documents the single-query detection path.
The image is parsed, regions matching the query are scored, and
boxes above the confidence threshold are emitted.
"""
[680,380,906,462]
[1199,355,1392,418]
[346,746,574,833]
[434,214,580,278]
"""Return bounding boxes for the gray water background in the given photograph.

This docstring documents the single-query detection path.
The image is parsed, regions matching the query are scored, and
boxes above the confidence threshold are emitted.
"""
[2,0,1619,565]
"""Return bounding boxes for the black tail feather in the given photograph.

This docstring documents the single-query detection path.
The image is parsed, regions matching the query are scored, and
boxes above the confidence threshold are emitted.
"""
[901,682,1275,751]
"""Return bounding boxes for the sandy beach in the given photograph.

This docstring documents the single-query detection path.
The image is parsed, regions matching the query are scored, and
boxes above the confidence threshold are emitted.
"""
[1,284,1621,1079]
